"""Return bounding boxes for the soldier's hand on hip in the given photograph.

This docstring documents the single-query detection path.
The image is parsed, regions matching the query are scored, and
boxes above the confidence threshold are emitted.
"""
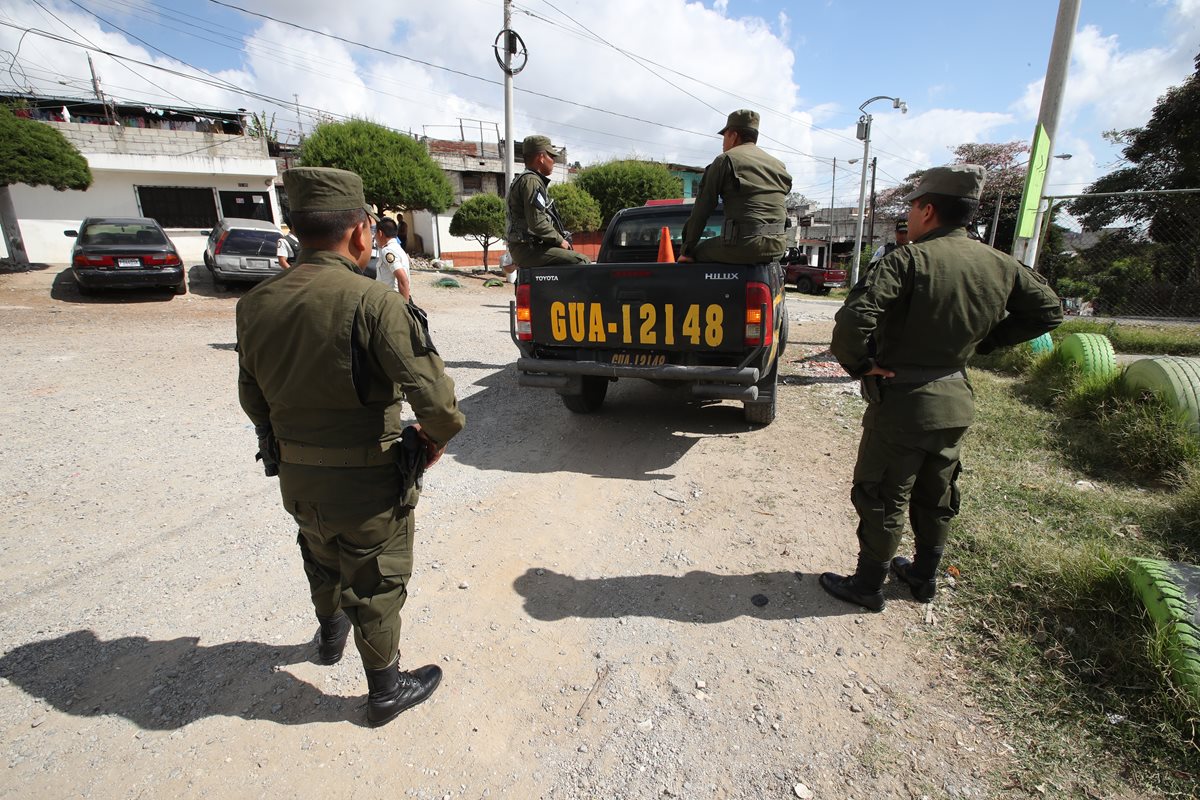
[413,423,446,468]
[863,364,896,379]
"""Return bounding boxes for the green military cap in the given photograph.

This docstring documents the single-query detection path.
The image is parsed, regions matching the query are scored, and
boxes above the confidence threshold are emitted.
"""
[283,167,378,221]
[718,109,760,135]
[903,164,987,202]
[523,135,562,157]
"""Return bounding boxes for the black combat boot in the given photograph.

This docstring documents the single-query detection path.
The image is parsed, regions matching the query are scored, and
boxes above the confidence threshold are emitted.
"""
[819,556,889,612]
[891,547,944,603]
[315,611,352,665]
[364,660,443,727]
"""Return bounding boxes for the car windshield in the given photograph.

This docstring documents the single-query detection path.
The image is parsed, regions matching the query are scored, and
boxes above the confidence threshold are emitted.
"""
[222,229,280,256]
[81,222,167,246]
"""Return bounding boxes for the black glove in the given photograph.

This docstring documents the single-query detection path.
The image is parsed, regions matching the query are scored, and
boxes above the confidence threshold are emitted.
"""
[254,423,280,477]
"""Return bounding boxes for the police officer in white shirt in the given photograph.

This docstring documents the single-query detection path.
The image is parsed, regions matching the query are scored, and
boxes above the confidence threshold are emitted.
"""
[373,217,411,300]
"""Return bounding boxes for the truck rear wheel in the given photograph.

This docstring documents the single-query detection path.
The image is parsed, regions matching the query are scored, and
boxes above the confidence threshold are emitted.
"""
[796,276,813,294]
[562,375,609,414]
[744,359,778,425]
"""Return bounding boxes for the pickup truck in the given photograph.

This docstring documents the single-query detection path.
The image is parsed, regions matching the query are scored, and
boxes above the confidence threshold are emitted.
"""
[780,248,848,294]
[510,201,787,425]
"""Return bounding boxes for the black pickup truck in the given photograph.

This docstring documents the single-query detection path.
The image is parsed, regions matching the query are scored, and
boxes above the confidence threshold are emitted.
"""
[510,201,787,425]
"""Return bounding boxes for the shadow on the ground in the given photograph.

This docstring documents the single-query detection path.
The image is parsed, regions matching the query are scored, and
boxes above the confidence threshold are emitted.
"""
[0,630,366,729]
[0,260,54,274]
[513,569,863,621]
[48,267,178,304]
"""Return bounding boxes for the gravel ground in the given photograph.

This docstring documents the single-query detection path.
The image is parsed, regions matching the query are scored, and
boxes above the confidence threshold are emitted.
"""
[0,264,1017,799]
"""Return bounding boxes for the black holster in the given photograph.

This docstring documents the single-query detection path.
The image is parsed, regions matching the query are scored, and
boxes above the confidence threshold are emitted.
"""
[859,376,883,405]
[254,423,280,477]
[396,426,428,510]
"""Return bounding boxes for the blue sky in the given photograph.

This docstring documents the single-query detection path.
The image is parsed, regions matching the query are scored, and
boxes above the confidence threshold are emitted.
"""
[1,0,1197,207]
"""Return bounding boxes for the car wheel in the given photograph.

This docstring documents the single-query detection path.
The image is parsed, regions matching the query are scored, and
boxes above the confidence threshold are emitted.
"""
[562,376,609,414]
[744,357,778,425]
[796,276,813,294]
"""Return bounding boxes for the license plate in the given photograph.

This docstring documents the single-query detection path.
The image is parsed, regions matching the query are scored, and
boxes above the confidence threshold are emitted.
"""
[608,351,666,367]
[545,301,731,350]
[247,259,271,270]
[117,257,142,268]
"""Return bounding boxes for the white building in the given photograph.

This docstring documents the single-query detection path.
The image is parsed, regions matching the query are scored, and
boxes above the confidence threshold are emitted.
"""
[1,95,279,265]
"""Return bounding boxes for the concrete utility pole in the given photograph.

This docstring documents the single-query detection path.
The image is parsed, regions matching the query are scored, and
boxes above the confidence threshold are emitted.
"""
[828,157,836,269]
[866,156,877,255]
[294,94,304,140]
[86,54,103,102]
[502,0,515,193]
[1012,0,1080,267]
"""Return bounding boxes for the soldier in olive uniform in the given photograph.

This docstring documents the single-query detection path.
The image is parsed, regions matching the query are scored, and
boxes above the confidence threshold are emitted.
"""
[236,167,466,725]
[821,165,1062,612]
[506,135,590,267]
[678,109,792,265]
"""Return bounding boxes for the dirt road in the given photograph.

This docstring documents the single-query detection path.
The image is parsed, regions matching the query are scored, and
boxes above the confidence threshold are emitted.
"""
[0,265,1012,799]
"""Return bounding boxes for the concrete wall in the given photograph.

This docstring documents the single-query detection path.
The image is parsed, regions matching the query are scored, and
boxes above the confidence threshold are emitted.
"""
[52,122,268,160]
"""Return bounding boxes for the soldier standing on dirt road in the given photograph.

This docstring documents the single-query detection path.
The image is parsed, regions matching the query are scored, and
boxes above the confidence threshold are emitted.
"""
[236,167,466,726]
[822,164,1062,613]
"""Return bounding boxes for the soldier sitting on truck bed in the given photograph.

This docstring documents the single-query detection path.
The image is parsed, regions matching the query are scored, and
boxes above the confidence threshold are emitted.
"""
[677,109,792,265]
[506,135,590,267]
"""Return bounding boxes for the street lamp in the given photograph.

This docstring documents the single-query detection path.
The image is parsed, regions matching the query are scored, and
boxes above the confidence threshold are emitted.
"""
[851,96,907,286]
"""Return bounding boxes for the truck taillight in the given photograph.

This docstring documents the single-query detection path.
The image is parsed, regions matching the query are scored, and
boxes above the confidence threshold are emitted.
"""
[515,284,532,341]
[745,282,773,347]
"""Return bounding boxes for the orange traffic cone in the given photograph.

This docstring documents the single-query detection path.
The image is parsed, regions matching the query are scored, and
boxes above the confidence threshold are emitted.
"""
[657,226,676,263]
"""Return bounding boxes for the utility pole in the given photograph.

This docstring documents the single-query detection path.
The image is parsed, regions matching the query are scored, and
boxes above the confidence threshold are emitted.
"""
[1012,0,1080,266]
[293,94,304,140]
[827,157,836,269]
[866,157,877,257]
[86,54,103,102]
[502,0,515,192]
[988,191,1004,247]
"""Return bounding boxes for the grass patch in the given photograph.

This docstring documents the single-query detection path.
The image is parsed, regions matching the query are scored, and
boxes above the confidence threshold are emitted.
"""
[1055,319,1200,356]
[945,371,1200,797]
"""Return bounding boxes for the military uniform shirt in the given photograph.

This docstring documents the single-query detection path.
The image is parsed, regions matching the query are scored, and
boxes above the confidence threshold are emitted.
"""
[236,250,465,500]
[681,143,792,259]
[506,169,566,247]
[375,236,410,292]
[831,227,1062,432]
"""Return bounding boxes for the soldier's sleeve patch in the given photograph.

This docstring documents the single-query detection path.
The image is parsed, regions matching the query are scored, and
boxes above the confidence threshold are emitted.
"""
[385,253,396,264]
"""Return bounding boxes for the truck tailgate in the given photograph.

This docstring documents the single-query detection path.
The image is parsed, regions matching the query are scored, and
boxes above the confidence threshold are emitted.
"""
[525,262,754,355]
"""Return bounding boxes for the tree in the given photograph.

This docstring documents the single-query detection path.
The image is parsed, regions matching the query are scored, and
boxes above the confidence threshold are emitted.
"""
[785,192,815,212]
[0,105,92,265]
[874,141,1029,252]
[548,183,601,234]
[575,160,681,226]
[300,119,453,213]
[449,194,505,268]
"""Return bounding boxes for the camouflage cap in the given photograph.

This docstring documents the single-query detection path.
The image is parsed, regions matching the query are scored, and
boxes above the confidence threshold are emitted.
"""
[902,164,986,203]
[523,135,562,157]
[282,167,378,221]
[718,109,760,135]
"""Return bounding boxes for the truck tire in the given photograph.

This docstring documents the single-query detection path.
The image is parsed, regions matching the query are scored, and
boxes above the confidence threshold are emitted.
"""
[562,375,609,414]
[1026,332,1054,354]
[1059,332,1117,377]
[796,276,813,294]
[744,359,778,425]
[1123,356,1200,435]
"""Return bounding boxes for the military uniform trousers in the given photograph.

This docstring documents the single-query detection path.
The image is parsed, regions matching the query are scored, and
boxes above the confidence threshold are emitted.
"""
[690,235,784,265]
[508,242,590,267]
[850,425,967,564]
[281,466,414,671]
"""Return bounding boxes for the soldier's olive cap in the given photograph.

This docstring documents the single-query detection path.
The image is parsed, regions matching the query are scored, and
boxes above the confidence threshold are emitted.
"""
[282,167,378,221]
[902,164,986,203]
[523,135,562,157]
[718,109,760,135]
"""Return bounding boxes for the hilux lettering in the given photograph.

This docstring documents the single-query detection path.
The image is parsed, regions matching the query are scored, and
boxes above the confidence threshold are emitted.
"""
[704,272,738,280]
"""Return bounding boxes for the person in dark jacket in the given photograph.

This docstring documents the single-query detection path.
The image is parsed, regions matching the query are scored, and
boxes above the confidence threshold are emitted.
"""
[821,164,1063,612]
[237,167,466,725]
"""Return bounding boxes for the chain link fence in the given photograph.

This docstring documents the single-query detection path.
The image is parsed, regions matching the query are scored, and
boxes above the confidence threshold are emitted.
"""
[1036,188,1200,333]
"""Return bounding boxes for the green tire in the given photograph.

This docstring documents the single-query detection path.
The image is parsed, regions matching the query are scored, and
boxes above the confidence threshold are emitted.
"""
[1125,558,1200,707]
[1059,332,1117,377]
[1123,356,1200,435]
[1026,332,1054,354]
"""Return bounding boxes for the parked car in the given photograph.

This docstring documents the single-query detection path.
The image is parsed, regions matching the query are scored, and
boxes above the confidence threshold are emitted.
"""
[65,217,186,295]
[780,247,847,294]
[202,217,286,287]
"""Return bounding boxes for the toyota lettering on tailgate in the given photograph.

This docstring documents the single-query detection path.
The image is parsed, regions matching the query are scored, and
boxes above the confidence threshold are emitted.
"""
[548,302,725,347]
